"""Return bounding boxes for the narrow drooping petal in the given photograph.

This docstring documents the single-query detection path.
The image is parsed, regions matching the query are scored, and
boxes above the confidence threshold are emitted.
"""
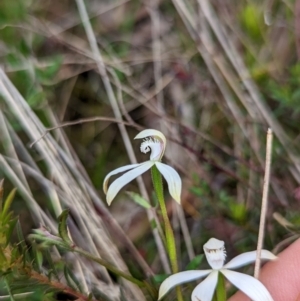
[155,162,182,203]
[103,163,141,194]
[191,271,218,301]
[221,269,274,301]
[158,270,211,300]
[223,250,277,270]
[106,161,154,205]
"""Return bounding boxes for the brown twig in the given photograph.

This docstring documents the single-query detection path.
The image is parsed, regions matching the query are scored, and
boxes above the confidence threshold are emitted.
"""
[29,117,141,148]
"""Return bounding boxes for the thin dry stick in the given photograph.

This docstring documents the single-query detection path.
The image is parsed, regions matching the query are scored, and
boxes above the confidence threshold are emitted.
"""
[177,205,195,260]
[30,117,141,148]
[254,128,273,278]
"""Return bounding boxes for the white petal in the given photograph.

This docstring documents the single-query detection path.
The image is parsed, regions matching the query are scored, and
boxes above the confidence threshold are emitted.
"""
[103,164,141,194]
[221,269,274,301]
[106,161,153,205]
[158,270,211,300]
[155,162,182,203]
[223,250,277,269]
[191,271,218,301]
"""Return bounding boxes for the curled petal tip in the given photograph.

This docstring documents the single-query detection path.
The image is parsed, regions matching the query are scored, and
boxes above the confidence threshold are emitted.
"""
[169,188,181,204]
[103,178,109,195]
[106,196,113,206]
[172,192,181,204]
[106,190,114,206]
[134,129,166,144]
[261,250,277,260]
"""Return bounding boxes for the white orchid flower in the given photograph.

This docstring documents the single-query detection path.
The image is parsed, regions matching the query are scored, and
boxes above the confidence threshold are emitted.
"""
[159,238,277,301]
[103,129,182,205]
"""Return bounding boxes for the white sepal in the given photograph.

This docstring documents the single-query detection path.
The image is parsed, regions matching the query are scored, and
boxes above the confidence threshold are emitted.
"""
[158,270,211,300]
[155,162,182,204]
[103,163,141,194]
[223,250,277,270]
[134,129,166,145]
[221,269,274,301]
[106,161,154,205]
[191,271,218,301]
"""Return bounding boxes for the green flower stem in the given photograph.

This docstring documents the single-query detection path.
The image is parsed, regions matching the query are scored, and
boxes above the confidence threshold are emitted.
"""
[151,165,183,301]
[74,247,145,287]
[75,246,157,298]
[214,273,226,301]
[30,233,157,298]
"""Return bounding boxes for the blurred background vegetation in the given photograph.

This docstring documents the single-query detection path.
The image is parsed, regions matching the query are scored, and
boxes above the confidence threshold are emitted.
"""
[0,0,300,300]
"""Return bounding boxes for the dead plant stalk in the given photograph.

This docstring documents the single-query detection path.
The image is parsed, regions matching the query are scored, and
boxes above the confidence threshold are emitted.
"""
[254,128,273,278]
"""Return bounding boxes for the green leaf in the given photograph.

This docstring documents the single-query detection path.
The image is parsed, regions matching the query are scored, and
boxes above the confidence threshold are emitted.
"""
[185,254,204,270]
[1,189,16,220]
[0,0,26,24]
[63,265,82,292]
[0,179,4,210]
[126,192,152,209]
[5,218,18,247]
[35,56,62,83]
[16,221,30,265]
[28,232,67,250]
[4,277,16,301]
[58,209,74,247]
[150,218,157,230]
[0,247,7,265]
[32,243,43,272]
[240,4,263,41]
[10,247,20,266]
[27,89,45,108]
[16,221,25,245]
[1,212,13,229]
[44,249,59,280]
[229,203,247,222]
[152,274,169,283]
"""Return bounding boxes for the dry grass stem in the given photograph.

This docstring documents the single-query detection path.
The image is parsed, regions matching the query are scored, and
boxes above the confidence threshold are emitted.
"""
[254,128,273,278]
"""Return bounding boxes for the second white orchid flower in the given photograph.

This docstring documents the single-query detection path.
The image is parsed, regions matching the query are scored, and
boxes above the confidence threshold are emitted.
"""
[159,238,277,301]
[103,129,182,205]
